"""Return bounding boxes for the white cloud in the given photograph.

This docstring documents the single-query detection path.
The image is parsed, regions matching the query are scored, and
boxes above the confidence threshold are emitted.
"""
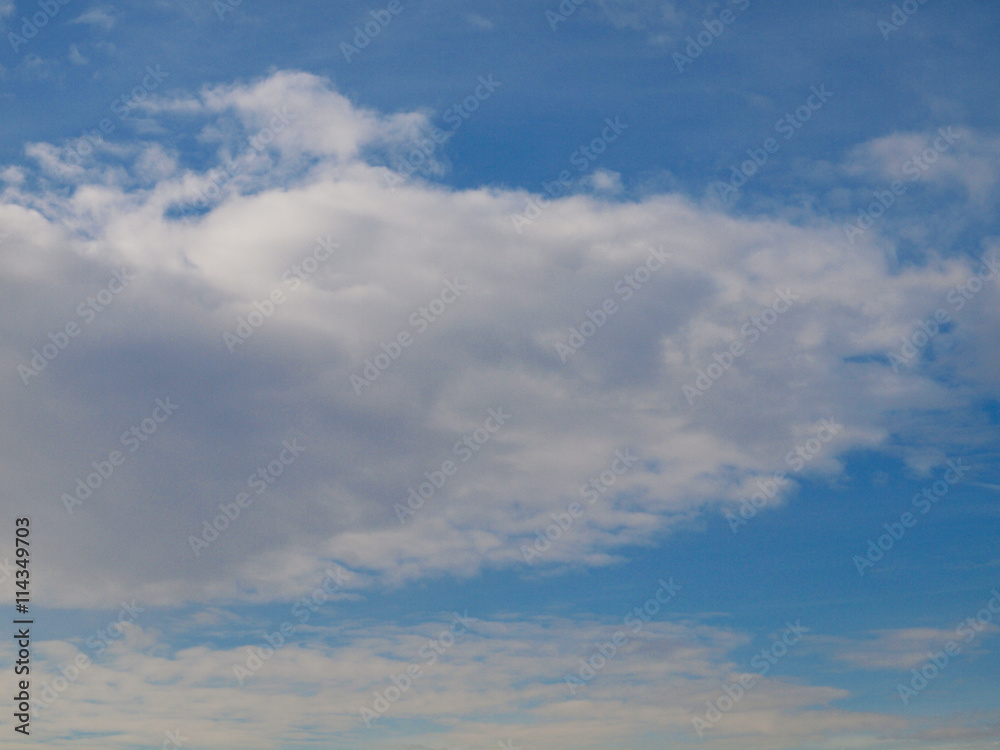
[465,12,495,30]
[0,614,912,749]
[0,71,997,611]
[70,6,116,30]
[582,167,624,193]
[68,43,88,66]
[825,628,972,670]
[845,128,1000,206]
[821,624,1000,671]
[592,0,684,33]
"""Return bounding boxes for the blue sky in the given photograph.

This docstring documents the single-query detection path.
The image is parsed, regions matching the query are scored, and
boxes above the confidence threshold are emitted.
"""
[1,0,999,748]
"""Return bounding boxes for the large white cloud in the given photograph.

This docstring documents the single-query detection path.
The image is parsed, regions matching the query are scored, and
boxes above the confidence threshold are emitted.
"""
[0,71,998,611]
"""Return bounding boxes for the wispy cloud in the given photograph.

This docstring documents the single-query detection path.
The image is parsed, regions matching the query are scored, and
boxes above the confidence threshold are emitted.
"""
[70,5,116,30]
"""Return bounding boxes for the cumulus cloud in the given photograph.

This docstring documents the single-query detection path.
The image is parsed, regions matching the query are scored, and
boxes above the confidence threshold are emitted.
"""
[845,127,1000,206]
[0,71,997,617]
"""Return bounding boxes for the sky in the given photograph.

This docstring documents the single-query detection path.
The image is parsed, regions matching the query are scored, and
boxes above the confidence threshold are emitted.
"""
[0,0,999,748]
